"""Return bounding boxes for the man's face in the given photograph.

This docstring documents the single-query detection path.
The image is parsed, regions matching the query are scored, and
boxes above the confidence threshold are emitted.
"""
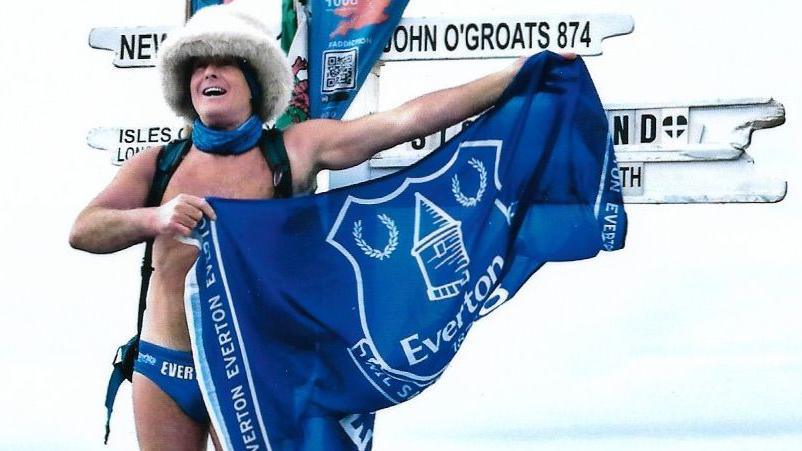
[189,56,253,130]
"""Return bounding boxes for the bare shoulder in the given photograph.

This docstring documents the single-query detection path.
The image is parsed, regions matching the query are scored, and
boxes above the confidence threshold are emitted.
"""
[282,120,335,187]
[112,146,162,188]
[280,117,386,189]
[86,146,162,210]
[122,146,161,178]
[282,119,336,160]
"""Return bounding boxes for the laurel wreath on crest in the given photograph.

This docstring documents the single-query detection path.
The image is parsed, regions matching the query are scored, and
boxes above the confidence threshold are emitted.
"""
[353,214,399,260]
[452,158,488,207]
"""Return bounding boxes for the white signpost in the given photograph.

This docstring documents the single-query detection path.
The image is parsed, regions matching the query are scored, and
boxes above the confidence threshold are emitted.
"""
[381,15,635,60]
[87,15,633,68]
[366,98,787,203]
[606,98,785,156]
[87,10,788,204]
[87,125,189,165]
[606,98,787,203]
[89,26,174,68]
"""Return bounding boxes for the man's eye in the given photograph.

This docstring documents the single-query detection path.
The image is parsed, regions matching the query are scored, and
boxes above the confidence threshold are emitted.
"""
[193,59,211,70]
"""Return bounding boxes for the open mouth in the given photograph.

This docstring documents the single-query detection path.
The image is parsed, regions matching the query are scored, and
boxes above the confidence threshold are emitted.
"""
[202,87,227,97]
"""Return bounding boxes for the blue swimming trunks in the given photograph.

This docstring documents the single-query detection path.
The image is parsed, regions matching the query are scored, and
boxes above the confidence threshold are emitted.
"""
[134,340,209,424]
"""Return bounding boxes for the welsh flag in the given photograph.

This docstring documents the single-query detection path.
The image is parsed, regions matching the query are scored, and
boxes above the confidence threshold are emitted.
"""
[276,0,311,129]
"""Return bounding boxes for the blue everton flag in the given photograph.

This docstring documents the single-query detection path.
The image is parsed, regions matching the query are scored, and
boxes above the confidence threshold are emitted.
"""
[308,0,408,119]
[185,52,627,451]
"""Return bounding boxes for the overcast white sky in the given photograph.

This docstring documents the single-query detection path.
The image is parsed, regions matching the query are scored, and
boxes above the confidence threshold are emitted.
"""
[1,0,801,450]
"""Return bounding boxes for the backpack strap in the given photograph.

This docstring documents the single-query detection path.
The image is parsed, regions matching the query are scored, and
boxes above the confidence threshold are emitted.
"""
[138,139,192,330]
[103,139,191,444]
[260,128,293,198]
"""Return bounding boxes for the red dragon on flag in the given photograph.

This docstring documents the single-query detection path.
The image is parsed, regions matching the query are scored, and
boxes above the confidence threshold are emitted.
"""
[330,0,392,37]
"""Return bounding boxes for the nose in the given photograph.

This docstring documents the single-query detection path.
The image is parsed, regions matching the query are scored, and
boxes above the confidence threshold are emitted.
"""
[203,64,219,79]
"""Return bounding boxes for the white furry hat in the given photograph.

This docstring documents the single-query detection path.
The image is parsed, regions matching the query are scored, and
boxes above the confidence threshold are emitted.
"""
[158,1,292,123]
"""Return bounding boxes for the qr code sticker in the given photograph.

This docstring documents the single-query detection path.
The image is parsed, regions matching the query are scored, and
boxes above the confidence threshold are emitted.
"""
[322,48,358,93]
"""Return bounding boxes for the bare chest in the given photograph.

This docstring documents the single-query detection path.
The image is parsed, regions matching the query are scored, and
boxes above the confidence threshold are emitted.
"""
[161,147,273,202]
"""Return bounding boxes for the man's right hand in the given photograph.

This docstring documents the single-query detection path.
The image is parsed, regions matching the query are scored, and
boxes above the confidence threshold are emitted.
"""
[154,194,217,237]
[70,148,218,254]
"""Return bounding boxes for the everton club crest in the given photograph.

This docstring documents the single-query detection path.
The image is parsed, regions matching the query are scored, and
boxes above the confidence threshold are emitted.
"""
[326,140,515,404]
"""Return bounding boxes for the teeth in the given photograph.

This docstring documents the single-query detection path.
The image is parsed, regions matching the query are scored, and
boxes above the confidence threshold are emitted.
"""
[203,87,226,96]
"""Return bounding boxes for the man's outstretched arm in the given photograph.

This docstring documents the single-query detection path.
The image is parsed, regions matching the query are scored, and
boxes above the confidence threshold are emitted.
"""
[285,57,528,172]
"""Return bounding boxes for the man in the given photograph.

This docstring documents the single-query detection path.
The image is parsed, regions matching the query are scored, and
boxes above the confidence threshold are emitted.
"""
[70,2,548,450]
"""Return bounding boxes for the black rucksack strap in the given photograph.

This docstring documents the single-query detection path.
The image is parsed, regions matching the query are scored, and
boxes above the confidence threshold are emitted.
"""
[147,139,193,208]
[139,139,192,331]
[103,140,191,444]
[260,128,293,198]
[103,335,138,443]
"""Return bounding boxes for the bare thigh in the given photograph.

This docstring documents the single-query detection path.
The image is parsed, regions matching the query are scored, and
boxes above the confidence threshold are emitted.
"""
[133,372,212,451]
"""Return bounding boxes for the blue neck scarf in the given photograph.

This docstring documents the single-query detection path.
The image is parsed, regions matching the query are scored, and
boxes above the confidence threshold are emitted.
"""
[192,115,263,155]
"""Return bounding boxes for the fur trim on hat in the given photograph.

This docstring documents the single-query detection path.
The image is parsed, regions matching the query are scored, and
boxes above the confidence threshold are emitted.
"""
[158,2,292,123]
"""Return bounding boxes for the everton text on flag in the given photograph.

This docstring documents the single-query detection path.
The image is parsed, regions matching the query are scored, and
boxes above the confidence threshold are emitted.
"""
[185,52,627,451]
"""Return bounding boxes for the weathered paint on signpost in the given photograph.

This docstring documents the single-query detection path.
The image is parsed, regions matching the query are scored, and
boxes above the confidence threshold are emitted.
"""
[606,98,785,158]
[372,98,782,164]
[381,14,634,60]
[607,98,788,202]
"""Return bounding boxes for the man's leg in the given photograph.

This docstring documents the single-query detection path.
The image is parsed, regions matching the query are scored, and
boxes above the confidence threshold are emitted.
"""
[133,373,210,451]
